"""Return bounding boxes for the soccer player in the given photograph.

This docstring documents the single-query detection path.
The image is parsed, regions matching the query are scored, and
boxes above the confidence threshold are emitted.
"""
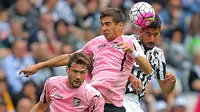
[20,8,152,111]
[124,15,176,112]
[30,52,105,112]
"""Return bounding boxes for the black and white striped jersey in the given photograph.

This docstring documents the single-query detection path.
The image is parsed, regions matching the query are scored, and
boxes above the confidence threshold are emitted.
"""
[125,35,166,100]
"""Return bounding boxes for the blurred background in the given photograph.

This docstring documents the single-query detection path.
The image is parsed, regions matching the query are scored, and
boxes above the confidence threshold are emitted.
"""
[0,0,200,112]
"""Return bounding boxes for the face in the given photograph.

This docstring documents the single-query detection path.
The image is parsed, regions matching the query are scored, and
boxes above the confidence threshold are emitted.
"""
[40,14,53,31]
[11,21,23,37]
[0,104,7,112]
[13,41,27,59]
[56,21,68,37]
[16,0,30,15]
[100,16,122,41]
[0,81,6,95]
[140,28,160,50]
[67,63,88,88]
[171,31,182,43]
[24,82,36,96]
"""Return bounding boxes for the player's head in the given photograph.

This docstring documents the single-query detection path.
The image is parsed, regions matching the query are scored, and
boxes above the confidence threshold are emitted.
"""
[100,8,124,41]
[67,52,90,88]
[140,15,161,50]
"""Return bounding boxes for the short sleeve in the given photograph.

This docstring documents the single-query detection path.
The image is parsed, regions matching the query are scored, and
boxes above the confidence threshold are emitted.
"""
[40,78,51,103]
[154,50,166,80]
[87,95,105,112]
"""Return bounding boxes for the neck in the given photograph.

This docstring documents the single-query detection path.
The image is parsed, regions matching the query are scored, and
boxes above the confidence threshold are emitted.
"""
[66,80,73,88]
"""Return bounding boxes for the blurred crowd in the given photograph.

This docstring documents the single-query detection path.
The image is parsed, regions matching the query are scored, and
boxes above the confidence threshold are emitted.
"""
[0,0,200,112]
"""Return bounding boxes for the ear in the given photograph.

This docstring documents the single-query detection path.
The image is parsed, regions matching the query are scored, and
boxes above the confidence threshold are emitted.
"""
[118,22,123,30]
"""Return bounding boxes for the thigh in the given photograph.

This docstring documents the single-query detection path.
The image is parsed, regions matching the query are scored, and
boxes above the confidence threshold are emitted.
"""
[104,104,126,112]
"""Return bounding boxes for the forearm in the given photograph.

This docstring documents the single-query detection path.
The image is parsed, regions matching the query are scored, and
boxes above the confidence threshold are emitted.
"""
[30,101,48,112]
[30,104,43,112]
[162,81,176,94]
[36,54,71,69]
[135,56,152,74]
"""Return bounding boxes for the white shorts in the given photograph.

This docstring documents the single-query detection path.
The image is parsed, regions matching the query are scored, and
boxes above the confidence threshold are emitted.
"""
[123,93,144,112]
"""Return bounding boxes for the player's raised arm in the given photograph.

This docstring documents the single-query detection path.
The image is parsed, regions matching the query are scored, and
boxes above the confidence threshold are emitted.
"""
[119,41,152,74]
[19,53,71,77]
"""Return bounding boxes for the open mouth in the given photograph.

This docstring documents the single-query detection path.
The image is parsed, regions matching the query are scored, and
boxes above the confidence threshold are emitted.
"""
[147,44,154,48]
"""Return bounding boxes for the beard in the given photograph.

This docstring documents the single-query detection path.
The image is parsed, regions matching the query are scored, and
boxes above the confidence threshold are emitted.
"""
[141,40,155,50]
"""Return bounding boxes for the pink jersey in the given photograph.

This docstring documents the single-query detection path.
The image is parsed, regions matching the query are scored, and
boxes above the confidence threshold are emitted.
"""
[40,76,105,112]
[78,35,145,107]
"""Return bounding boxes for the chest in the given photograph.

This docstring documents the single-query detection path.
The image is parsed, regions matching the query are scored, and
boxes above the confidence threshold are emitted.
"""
[49,88,89,111]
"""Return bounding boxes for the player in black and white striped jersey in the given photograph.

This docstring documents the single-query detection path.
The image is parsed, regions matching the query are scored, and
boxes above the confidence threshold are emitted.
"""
[123,15,176,112]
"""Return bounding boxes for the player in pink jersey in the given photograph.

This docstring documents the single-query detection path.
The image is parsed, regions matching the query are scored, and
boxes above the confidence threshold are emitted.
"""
[30,52,105,112]
[20,8,152,112]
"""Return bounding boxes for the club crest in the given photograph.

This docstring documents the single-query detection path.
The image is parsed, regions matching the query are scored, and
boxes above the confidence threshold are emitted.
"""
[73,97,81,107]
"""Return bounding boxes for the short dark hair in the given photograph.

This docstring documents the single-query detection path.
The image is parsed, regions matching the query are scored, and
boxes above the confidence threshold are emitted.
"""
[144,15,161,29]
[100,8,125,24]
[68,52,90,69]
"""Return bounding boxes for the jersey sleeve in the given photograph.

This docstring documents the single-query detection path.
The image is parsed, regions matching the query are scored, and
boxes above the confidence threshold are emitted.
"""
[130,37,145,58]
[154,50,166,80]
[87,95,105,112]
[76,38,95,57]
[40,78,51,104]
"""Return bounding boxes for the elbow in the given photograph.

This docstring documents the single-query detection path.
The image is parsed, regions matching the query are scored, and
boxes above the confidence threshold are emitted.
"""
[143,65,153,74]
[145,68,153,74]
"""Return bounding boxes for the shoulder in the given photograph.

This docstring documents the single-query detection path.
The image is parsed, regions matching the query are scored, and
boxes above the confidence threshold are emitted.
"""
[87,35,106,44]
[94,35,106,41]
[153,46,164,55]
[46,76,66,84]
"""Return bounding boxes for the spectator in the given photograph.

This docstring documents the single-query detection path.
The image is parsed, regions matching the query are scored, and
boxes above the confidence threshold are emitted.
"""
[0,70,15,112]
[188,48,200,92]
[159,0,191,39]
[0,99,7,112]
[0,8,10,41]
[8,0,39,35]
[2,19,28,48]
[13,80,38,107]
[167,27,190,70]
[2,40,37,94]
[28,13,62,58]
[55,19,84,51]
[16,97,34,112]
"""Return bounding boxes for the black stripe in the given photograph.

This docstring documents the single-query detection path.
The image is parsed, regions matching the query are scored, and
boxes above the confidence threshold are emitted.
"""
[120,53,127,71]
[91,95,100,112]
[43,89,47,103]
[162,62,166,79]
[136,71,141,78]
[143,77,149,87]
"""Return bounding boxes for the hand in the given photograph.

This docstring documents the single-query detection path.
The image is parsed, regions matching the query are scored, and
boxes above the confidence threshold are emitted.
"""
[119,42,134,54]
[165,72,176,83]
[19,64,40,77]
[129,74,142,94]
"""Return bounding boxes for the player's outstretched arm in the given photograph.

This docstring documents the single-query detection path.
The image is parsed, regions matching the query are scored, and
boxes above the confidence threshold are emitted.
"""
[134,55,152,74]
[119,42,152,74]
[157,72,176,94]
[19,53,71,77]
[30,101,49,112]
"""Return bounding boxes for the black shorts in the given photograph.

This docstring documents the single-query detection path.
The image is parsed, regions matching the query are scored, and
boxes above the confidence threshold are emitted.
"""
[104,103,126,112]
